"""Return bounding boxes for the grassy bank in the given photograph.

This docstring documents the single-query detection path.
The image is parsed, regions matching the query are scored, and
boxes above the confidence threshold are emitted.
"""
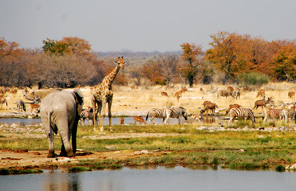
[1,124,296,174]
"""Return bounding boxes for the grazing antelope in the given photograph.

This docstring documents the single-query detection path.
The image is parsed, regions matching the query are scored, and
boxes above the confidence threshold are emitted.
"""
[131,86,138,90]
[161,91,169,97]
[256,89,265,98]
[288,91,295,99]
[253,96,272,110]
[201,101,218,116]
[163,106,188,124]
[0,97,8,109]
[15,100,26,112]
[263,108,288,123]
[191,114,201,122]
[228,108,255,126]
[227,86,234,92]
[134,116,146,125]
[146,108,166,124]
[80,107,94,125]
[217,90,233,98]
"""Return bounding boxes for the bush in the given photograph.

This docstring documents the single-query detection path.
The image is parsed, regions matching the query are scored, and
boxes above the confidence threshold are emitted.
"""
[239,72,270,86]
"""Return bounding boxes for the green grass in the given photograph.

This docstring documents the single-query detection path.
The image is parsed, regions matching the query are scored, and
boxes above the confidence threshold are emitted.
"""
[1,124,296,171]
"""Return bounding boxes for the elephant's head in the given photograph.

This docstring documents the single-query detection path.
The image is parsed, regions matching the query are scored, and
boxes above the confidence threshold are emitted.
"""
[73,88,84,114]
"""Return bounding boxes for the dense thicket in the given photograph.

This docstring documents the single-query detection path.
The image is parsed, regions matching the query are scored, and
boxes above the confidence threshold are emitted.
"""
[1,32,296,88]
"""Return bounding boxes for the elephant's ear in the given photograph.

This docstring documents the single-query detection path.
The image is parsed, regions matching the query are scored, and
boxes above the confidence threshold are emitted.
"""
[73,88,84,105]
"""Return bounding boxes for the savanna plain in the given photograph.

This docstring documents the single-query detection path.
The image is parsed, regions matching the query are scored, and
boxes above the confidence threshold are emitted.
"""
[1,82,296,175]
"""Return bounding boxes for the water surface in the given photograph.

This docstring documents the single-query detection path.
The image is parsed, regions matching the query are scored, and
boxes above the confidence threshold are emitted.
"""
[1,167,296,191]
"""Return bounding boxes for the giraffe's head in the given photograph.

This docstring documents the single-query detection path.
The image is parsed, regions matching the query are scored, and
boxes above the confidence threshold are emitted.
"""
[114,56,125,69]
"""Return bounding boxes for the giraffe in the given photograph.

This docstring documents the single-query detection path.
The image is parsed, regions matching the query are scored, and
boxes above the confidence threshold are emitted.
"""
[91,56,125,131]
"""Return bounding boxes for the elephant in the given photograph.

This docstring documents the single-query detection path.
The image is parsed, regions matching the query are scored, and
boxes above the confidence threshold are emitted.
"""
[40,88,83,158]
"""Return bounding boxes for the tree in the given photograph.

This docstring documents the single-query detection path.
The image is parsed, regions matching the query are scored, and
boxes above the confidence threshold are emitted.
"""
[179,43,203,87]
[271,41,296,81]
[156,55,179,87]
[42,37,94,59]
[140,60,166,85]
[205,32,242,84]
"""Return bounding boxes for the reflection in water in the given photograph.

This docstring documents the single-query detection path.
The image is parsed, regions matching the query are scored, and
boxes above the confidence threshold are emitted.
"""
[201,115,216,124]
[2,167,296,191]
[43,171,81,191]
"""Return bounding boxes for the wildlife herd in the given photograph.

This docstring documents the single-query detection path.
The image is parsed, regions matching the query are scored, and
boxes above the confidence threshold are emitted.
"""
[1,57,296,157]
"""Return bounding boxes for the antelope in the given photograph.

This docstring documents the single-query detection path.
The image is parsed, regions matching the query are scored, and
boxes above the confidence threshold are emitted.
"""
[256,89,265,98]
[225,104,241,115]
[120,117,124,125]
[217,90,233,98]
[161,91,169,97]
[288,91,295,99]
[0,97,8,109]
[23,91,42,113]
[253,96,272,110]
[80,107,94,125]
[227,86,234,92]
[174,88,187,101]
[134,116,146,125]
[201,101,218,116]
[233,89,241,99]
[15,100,26,112]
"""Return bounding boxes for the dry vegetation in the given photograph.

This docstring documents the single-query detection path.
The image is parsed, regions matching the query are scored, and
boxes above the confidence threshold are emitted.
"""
[2,82,296,119]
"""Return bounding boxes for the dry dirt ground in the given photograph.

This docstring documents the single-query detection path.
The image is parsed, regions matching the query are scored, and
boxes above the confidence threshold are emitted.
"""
[0,130,177,170]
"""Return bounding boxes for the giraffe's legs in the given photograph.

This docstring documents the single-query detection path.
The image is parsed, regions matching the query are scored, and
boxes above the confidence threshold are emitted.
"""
[100,101,107,132]
[92,99,97,131]
[108,96,113,131]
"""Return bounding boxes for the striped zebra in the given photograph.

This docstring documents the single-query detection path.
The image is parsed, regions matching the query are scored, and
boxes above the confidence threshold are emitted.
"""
[287,108,296,123]
[146,108,166,124]
[228,108,255,126]
[263,108,288,123]
[164,106,188,124]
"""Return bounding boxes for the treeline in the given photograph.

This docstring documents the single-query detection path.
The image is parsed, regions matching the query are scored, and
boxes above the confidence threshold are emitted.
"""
[1,32,296,88]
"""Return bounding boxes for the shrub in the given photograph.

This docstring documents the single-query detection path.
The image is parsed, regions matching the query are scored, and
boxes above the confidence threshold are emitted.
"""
[239,72,270,86]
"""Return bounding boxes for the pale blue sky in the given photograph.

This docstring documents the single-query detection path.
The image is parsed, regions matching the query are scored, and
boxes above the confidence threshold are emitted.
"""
[1,0,296,52]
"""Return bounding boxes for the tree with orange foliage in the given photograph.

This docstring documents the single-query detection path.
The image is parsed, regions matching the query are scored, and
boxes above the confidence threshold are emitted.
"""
[42,37,95,59]
[270,41,296,81]
[206,32,243,84]
[0,37,24,58]
[141,60,166,85]
[179,42,203,87]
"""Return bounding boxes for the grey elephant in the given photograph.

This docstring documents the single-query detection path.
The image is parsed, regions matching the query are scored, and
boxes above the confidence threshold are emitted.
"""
[40,88,83,158]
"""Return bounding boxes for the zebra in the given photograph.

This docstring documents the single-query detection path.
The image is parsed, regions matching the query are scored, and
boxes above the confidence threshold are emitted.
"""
[228,108,255,126]
[287,108,296,123]
[263,108,288,123]
[163,106,188,124]
[146,108,166,124]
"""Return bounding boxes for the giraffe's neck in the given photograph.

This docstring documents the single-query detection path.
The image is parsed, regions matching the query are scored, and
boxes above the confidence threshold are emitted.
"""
[101,65,120,89]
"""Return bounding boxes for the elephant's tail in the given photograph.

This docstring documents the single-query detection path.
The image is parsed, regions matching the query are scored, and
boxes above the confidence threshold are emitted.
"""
[48,110,57,134]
